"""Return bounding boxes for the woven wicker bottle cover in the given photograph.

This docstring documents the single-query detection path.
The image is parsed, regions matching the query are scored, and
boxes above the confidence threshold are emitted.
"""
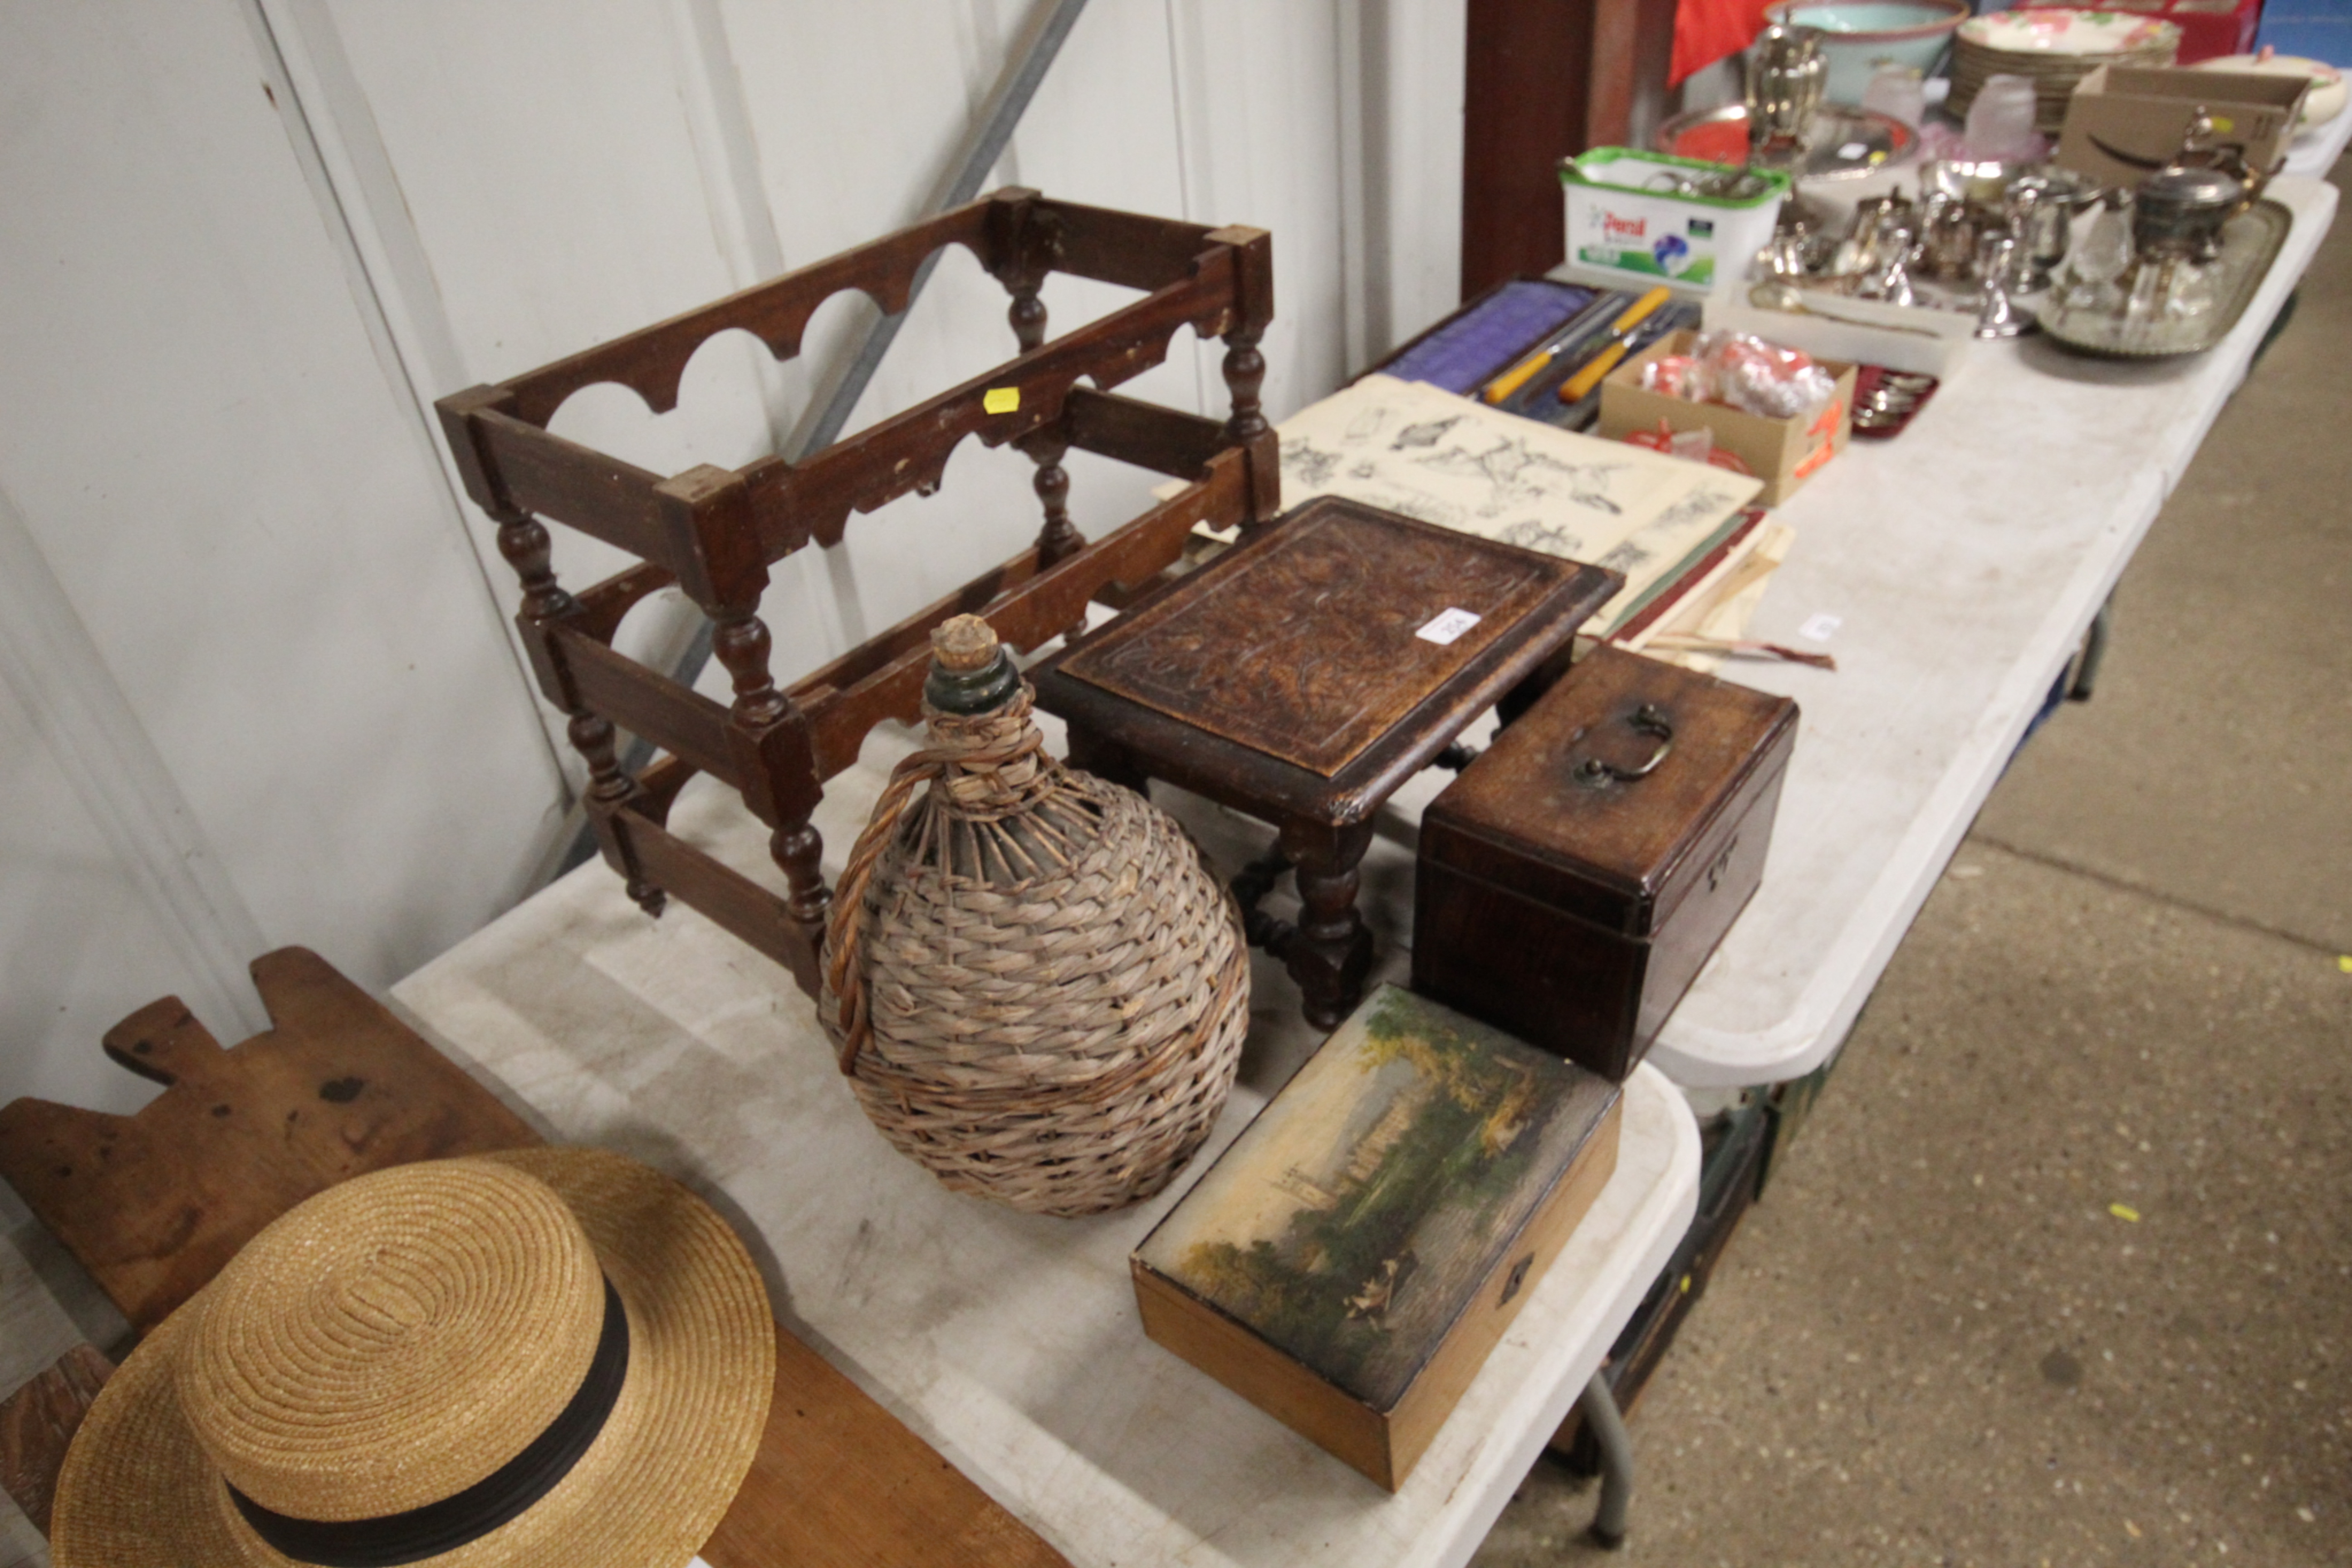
[822,614,1250,1217]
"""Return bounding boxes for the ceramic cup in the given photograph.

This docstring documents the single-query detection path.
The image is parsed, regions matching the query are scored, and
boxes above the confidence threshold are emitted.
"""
[1964,73,2039,161]
[1862,61,1927,127]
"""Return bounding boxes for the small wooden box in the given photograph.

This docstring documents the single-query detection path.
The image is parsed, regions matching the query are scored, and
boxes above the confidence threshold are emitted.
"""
[1413,647,1797,1082]
[2058,66,2307,191]
[1597,328,1855,507]
[1132,985,1621,1490]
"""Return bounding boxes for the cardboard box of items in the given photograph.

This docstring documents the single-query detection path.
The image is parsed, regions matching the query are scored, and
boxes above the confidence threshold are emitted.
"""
[1597,329,1856,507]
[2058,65,2308,189]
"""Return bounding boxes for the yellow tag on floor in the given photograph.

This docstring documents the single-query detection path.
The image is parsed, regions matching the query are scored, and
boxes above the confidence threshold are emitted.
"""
[2109,1203,2141,1222]
[984,387,1020,414]
[2337,955,2352,973]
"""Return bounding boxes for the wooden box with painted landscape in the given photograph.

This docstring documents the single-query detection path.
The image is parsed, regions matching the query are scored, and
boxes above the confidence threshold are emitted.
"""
[1132,986,1621,1490]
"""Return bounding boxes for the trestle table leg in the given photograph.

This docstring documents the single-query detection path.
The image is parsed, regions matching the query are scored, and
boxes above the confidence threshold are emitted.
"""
[1579,1371,1634,1550]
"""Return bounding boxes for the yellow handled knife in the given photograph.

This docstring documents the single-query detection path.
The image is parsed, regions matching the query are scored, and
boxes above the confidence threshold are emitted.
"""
[1482,336,1566,405]
[1558,285,1673,403]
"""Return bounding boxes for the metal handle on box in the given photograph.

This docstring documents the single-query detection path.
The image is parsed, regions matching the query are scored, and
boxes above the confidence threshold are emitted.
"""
[1573,703,1675,786]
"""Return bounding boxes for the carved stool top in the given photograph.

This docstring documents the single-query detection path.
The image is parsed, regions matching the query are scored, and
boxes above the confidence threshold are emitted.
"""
[1038,498,1620,826]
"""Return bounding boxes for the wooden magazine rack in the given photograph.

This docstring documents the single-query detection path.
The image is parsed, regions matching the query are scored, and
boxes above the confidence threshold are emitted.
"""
[435,189,1278,998]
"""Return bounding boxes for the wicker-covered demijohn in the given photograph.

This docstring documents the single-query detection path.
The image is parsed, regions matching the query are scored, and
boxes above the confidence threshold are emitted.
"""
[821,614,1250,1217]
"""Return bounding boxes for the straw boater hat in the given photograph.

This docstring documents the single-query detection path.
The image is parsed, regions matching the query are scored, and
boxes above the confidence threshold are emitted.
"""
[49,1147,774,1568]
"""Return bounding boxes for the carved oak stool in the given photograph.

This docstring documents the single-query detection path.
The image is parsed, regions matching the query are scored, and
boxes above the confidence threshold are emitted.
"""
[1033,496,1617,1030]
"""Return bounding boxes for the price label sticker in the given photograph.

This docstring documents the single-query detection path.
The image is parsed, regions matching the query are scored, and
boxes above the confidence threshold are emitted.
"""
[983,386,1020,414]
[1416,607,1483,646]
[1798,612,1843,643]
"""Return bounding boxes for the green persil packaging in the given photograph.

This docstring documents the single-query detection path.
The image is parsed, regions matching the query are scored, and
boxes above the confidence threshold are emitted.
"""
[1559,148,1789,288]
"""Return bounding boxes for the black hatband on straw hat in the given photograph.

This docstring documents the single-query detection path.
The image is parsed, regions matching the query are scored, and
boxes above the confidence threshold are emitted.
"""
[229,1279,632,1568]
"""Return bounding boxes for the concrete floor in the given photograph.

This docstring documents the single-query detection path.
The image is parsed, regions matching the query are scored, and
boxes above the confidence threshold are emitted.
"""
[1475,162,2352,1566]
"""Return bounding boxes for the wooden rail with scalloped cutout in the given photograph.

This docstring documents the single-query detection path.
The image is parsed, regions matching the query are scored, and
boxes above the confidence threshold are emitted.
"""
[435,190,1278,995]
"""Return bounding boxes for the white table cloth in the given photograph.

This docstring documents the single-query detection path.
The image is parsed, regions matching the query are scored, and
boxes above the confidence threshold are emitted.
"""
[1531,174,2338,1088]
[392,732,1701,1568]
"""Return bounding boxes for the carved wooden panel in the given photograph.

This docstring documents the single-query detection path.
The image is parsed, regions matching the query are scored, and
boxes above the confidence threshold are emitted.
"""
[0,947,540,1334]
[1055,498,1583,776]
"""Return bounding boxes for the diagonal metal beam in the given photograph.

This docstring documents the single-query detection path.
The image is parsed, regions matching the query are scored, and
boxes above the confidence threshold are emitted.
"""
[784,0,1093,462]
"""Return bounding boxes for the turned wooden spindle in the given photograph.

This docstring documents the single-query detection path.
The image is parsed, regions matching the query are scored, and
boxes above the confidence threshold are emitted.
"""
[710,605,830,944]
[1007,284,1049,354]
[1024,433,1082,568]
[492,507,574,622]
[710,608,787,727]
[772,822,828,952]
[496,505,664,915]
[568,712,666,916]
[1007,287,1083,622]
[1287,830,1376,1034]
[1221,326,1268,444]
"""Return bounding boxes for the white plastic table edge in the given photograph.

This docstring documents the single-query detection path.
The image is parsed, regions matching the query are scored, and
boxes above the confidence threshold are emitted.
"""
[1643,175,2339,1088]
[1397,1062,1700,1568]
[2283,103,2352,179]
[666,1072,1690,1568]
[730,1063,1703,1568]
[387,762,1702,1568]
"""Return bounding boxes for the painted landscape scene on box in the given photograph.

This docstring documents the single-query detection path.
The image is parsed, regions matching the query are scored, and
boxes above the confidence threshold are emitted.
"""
[1139,985,1617,1408]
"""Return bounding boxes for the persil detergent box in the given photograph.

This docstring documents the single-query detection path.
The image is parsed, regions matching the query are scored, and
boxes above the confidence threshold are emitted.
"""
[1560,148,1788,289]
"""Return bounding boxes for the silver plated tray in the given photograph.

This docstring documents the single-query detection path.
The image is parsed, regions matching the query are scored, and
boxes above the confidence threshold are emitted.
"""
[2039,199,2291,358]
[1654,103,1918,180]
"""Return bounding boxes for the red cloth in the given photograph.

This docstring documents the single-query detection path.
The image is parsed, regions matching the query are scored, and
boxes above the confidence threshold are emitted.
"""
[2161,0,2263,64]
[1673,0,1776,85]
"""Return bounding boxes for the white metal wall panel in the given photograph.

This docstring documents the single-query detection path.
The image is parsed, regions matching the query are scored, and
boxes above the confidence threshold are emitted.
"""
[715,0,1087,665]
[0,677,186,1117]
[0,0,1469,1122]
[1357,0,1470,362]
[311,1,789,601]
[0,3,566,1113]
[1167,0,1350,419]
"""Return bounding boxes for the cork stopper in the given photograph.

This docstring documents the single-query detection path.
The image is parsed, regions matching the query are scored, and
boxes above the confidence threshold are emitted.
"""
[931,614,999,671]
[923,614,1022,715]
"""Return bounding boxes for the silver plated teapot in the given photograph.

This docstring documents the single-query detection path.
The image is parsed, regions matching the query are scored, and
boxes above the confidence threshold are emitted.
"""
[1746,24,1827,160]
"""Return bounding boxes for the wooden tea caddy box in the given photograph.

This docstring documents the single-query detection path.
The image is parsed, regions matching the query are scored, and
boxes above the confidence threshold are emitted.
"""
[1414,646,1798,1081]
[1132,985,1621,1490]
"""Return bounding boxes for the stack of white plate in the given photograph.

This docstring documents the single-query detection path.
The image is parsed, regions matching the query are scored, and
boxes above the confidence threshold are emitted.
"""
[1951,8,2182,132]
